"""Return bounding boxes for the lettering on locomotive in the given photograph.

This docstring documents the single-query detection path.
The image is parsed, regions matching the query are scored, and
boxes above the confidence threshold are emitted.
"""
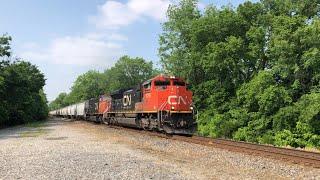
[123,94,132,106]
[167,95,187,105]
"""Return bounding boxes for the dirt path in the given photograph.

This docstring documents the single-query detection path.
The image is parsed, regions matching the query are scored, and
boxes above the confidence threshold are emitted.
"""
[0,117,319,179]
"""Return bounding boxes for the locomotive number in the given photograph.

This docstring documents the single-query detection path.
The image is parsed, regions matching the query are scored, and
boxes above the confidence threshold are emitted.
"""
[167,95,187,105]
[123,94,132,106]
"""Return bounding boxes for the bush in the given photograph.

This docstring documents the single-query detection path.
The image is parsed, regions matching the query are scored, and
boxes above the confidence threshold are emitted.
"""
[295,93,320,135]
[198,108,250,138]
[272,106,299,132]
[274,130,296,147]
[237,71,275,112]
[0,35,48,126]
[272,93,320,148]
[258,85,292,116]
[158,0,320,150]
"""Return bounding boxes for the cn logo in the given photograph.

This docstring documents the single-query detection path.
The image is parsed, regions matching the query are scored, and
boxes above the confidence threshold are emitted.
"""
[167,95,187,105]
[123,94,132,106]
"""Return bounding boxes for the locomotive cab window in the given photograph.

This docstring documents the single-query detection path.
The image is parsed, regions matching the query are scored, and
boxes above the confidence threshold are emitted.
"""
[143,81,151,90]
[173,80,186,86]
[155,80,170,90]
[154,80,170,86]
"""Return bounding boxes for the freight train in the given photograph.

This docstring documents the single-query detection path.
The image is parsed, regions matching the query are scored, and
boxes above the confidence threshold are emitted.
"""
[49,75,196,135]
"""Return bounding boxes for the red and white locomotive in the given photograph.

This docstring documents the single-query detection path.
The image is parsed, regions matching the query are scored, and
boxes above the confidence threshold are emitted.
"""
[50,74,196,135]
[104,74,196,134]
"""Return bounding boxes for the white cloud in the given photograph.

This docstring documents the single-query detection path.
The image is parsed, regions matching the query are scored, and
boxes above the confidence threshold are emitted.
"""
[90,0,171,29]
[20,33,125,66]
[108,33,129,41]
[128,0,171,20]
[20,0,205,66]
[86,32,128,41]
[91,1,139,29]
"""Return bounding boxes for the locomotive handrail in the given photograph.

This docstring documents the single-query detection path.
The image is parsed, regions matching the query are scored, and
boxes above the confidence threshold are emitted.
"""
[158,102,164,122]
[158,100,168,123]
[161,101,167,121]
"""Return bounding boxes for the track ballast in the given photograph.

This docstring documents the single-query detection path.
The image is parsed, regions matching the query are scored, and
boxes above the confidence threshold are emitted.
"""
[106,124,320,168]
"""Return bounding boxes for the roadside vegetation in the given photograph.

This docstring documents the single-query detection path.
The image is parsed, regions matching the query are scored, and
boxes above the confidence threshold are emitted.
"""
[49,0,319,149]
[160,0,320,149]
[0,35,48,128]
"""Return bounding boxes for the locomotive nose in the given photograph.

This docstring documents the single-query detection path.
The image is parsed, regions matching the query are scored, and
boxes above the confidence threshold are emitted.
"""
[167,94,189,111]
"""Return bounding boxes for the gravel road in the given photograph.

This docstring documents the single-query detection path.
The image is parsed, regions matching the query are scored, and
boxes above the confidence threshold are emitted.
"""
[0,117,319,180]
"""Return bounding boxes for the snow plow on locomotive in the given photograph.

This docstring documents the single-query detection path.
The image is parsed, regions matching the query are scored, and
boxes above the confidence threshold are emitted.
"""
[50,75,197,135]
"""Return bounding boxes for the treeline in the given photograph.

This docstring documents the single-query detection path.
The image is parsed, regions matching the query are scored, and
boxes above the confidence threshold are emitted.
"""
[0,35,48,127]
[160,0,320,148]
[49,0,320,149]
[48,56,158,110]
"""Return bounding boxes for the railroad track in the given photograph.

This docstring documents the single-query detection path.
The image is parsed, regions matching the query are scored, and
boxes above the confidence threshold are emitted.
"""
[177,136,320,168]
[81,120,320,168]
[104,125,320,168]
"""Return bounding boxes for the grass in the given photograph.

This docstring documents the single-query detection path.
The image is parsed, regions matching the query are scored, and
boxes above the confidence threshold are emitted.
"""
[25,120,46,128]
[19,129,48,137]
[19,120,48,138]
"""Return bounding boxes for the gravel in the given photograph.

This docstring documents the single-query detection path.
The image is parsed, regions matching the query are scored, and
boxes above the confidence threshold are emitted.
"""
[0,117,319,179]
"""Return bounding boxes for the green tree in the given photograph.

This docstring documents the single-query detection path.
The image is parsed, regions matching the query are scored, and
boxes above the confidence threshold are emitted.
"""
[103,55,154,92]
[48,92,68,110]
[68,70,105,103]
[49,55,155,109]
[0,34,11,57]
[0,34,48,127]
[160,0,320,148]
[0,35,12,125]
[3,61,47,124]
[159,0,201,83]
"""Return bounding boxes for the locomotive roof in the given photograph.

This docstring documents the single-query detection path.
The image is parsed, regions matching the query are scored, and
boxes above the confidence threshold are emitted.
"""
[110,88,129,96]
[110,75,186,96]
[110,85,140,96]
[143,74,186,84]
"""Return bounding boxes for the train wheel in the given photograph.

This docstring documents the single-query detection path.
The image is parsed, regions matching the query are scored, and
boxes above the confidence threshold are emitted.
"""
[98,116,103,123]
[102,117,109,125]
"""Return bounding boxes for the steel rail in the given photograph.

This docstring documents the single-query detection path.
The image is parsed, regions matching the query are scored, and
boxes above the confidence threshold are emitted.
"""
[174,135,320,168]
[86,121,320,168]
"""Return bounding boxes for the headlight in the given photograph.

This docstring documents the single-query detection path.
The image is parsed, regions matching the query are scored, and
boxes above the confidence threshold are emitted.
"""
[171,106,175,110]
[190,106,194,110]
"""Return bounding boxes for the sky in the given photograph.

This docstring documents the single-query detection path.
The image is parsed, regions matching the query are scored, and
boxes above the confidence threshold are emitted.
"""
[0,0,253,101]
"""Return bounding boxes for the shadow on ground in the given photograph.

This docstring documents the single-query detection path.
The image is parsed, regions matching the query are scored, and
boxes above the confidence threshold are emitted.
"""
[0,117,75,141]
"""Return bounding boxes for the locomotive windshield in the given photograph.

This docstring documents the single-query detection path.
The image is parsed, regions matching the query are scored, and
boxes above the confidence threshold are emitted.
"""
[173,80,186,86]
[154,80,170,86]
